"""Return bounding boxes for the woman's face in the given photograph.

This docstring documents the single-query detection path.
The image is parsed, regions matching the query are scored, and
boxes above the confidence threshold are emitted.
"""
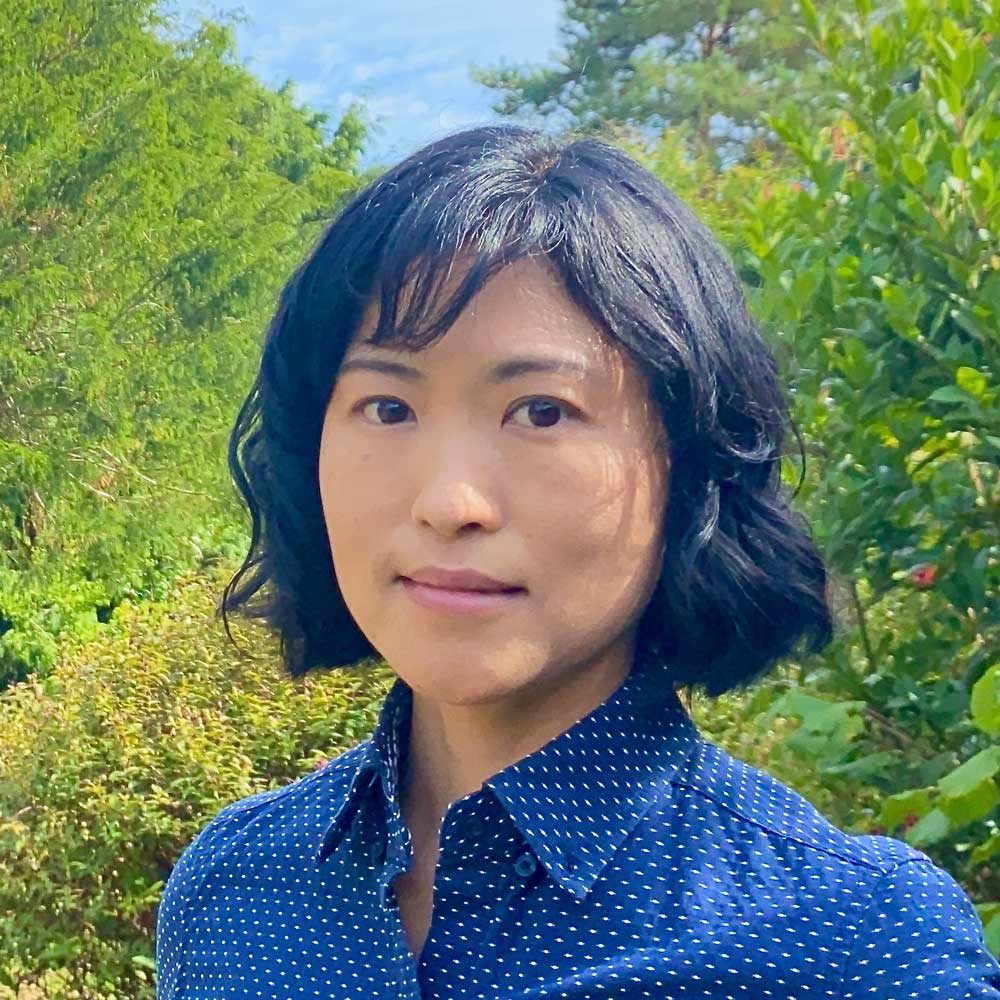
[319,254,670,707]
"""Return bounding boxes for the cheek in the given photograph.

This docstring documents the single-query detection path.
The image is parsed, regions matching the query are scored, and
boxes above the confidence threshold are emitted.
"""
[532,446,666,605]
[319,431,391,512]
[317,441,389,577]
[543,445,664,547]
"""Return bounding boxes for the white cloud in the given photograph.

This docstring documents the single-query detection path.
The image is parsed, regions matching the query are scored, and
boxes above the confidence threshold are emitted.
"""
[352,48,451,82]
[422,64,472,87]
[366,94,433,119]
[171,0,561,166]
[435,108,490,131]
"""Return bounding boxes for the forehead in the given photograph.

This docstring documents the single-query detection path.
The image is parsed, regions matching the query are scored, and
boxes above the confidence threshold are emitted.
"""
[348,254,624,375]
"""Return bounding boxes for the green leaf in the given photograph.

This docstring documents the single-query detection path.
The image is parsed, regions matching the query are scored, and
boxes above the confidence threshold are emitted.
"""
[904,0,927,32]
[901,154,927,186]
[782,691,865,735]
[800,0,821,38]
[973,157,995,199]
[983,912,1000,960]
[870,23,890,64]
[938,776,999,826]
[905,807,951,845]
[823,750,900,780]
[927,385,975,404]
[952,144,971,180]
[886,94,923,133]
[971,663,1000,735]
[941,73,964,117]
[880,787,933,829]
[971,831,1000,864]
[953,46,975,90]
[955,366,989,400]
[937,747,1000,797]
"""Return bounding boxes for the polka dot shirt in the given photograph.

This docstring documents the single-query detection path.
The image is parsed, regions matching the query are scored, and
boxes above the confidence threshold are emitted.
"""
[155,663,1000,998]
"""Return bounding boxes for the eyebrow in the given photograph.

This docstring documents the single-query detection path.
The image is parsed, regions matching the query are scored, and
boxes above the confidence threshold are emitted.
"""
[337,354,593,385]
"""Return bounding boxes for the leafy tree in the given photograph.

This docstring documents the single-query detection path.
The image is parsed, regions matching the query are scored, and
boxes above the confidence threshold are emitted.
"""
[472,0,851,167]
[0,0,367,687]
[730,0,1000,952]
[596,0,1000,955]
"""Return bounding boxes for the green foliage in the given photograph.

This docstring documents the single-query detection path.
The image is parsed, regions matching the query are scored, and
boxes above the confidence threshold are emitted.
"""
[0,0,367,688]
[728,0,1000,949]
[3,0,998,988]
[0,563,394,1000]
[472,0,854,167]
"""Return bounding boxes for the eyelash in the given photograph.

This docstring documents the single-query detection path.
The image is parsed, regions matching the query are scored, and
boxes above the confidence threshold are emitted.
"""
[352,396,580,430]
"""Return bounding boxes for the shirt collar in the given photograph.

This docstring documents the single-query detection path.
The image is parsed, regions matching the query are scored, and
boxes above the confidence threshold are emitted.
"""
[316,659,700,901]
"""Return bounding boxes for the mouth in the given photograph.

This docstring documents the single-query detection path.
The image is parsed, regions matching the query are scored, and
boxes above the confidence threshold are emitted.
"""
[397,577,526,613]
[398,576,524,594]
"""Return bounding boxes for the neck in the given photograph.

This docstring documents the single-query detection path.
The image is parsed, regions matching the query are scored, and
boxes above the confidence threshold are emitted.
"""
[397,649,634,845]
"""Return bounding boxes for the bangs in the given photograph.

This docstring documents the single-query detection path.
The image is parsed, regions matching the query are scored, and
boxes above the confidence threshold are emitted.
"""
[356,167,569,354]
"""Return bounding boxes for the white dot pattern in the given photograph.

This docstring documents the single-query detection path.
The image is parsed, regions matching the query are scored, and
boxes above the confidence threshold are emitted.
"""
[156,664,1000,998]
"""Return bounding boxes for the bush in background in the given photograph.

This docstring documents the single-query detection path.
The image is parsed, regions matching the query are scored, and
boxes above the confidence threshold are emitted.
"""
[0,560,892,999]
[0,563,391,1000]
[732,0,1000,951]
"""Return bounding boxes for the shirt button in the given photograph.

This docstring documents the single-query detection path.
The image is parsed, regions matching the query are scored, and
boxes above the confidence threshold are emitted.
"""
[513,851,538,878]
[465,818,485,839]
[370,837,386,864]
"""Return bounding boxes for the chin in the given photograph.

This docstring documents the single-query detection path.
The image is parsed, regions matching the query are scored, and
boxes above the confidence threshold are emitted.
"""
[397,657,543,708]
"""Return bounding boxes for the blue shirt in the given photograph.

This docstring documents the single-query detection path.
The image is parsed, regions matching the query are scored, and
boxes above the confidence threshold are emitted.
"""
[156,663,1000,999]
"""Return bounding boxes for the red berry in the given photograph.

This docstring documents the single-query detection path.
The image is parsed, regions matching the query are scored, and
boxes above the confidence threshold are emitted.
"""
[911,565,936,589]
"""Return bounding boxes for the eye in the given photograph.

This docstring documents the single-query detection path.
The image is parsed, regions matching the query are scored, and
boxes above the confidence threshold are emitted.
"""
[352,395,578,429]
[506,397,577,430]
[355,397,412,425]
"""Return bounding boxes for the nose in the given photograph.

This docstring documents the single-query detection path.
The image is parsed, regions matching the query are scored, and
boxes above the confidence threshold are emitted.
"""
[409,448,502,536]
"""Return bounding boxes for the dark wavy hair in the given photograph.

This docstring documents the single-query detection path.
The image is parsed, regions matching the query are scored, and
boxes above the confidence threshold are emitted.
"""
[220,123,835,699]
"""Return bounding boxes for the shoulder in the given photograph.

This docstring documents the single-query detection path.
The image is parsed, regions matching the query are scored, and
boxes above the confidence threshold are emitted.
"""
[157,739,371,923]
[668,738,1000,997]
[155,741,373,997]
[674,735,923,873]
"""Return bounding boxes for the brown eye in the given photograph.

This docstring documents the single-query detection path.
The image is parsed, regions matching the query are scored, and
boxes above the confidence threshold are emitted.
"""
[358,397,411,425]
[507,398,573,429]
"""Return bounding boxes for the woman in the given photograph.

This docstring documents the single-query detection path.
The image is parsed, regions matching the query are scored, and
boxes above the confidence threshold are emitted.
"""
[155,125,1000,999]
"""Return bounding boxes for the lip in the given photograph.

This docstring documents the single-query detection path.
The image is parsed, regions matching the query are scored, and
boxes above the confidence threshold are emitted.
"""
[399,577,526,614]
[402,565,521,592]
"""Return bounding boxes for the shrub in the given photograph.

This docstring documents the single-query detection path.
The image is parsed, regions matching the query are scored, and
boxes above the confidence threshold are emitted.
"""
[0,563,391,1000]
[733,0,1000,954]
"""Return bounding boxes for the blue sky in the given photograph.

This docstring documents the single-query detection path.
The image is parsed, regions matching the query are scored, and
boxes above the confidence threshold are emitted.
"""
[165,0,562,168]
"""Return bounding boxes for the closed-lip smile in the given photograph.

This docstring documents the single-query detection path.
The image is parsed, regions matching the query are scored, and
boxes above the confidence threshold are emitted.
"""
[400,566,524,592]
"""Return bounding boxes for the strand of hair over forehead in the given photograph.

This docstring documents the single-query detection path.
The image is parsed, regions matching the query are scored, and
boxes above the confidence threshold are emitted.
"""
[373,151,574,338]
[368,133,707,391]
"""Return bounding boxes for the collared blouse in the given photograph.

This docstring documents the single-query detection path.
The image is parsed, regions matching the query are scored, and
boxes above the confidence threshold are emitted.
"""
[155,663,1000,999]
